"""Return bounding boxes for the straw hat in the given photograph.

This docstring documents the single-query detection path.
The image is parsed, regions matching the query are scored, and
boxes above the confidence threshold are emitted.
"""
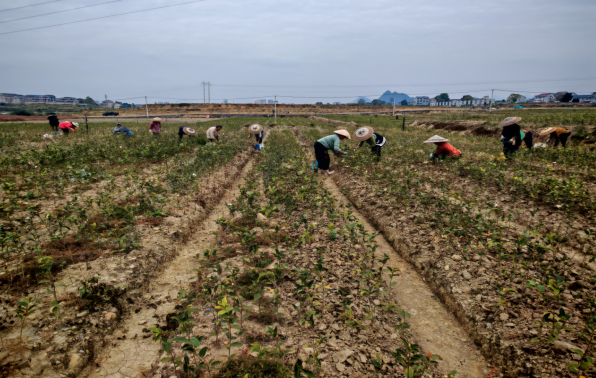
[152,117,162,122]
[353,126,374,141]
[71,122,79,128]
[538,127,557,136]
[498,117,522,127]
[248,124,263,134]
[334,130,351,139]
[182,127,197,136]
[423,135,449,143]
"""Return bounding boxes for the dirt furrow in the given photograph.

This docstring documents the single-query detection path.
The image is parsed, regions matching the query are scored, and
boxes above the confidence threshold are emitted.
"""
[83,160,254,378]
[322,176,489,377]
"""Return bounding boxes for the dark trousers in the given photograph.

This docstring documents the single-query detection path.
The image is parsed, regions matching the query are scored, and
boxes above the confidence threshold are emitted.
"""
[371,146,382,160]
[554,133,569,148]
[524,132,533,149]
[314,142,330,170]
[209,138,216,142]
[61,128,69,135]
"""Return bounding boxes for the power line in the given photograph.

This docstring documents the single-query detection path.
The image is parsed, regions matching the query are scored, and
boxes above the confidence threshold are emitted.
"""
[0,0,206,35]
[0,0,68,13]
[0,0,126,24]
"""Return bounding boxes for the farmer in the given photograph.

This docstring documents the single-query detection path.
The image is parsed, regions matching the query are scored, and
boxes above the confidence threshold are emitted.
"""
[178,126,196,141]
[206,124,222,142]
[423,135,461,161]
[312,130,351,175]
[149,117,162,135]
[499,117,533,157]
[247,124,264,150]
[58,121,78,135]
[47,114,59,132]
[114,123,133,136]
[539,127,571,148]
[353,126,386,161]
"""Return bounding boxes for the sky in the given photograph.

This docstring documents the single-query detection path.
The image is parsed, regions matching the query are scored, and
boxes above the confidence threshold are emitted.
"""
[1,0,595,104]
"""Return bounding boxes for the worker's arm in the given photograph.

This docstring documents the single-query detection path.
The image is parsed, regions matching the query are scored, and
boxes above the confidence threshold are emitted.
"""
[332,136,342,154]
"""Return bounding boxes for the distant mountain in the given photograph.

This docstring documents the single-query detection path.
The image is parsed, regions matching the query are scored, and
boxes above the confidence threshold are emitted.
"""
[349,96,372,104]
[378,90,412,104]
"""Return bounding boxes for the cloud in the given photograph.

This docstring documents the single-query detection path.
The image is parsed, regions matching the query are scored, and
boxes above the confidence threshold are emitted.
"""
[0,0,594,103]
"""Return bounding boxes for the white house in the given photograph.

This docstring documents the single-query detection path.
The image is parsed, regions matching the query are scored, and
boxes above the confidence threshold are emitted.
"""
[102,100,115,108]
[412,96,430,106]
[0,93,22,104]
[429,98,437,106]
[572,95,596,104]
[534,93,555,103]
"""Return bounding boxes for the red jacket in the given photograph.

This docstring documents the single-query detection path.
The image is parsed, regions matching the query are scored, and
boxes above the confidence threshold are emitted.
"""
[435,142,461,157]
[59,122,76,132]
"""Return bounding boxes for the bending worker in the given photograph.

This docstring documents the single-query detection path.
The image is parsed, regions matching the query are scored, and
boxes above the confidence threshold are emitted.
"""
[149,118,162,135]
[423,135,461,160]
[313,130,351,175]
[206,124,223,142]
[353,126,386,161]
[539,127,571,148]
[59,121,78,135]
[114,123,133,136]
[499,117,533,157]
[178,126,196,141]
[247,124,264,150]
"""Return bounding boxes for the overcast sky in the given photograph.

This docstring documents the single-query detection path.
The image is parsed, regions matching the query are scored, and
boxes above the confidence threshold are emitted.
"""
[1,0,594,103]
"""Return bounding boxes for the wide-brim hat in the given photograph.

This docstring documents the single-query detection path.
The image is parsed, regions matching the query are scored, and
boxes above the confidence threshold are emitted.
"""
[423,135,449,143]
[498,117,522,127]
[71,122,79,127]
[334,129,351,139]
[182,127,197,136]
[152,117,162,122]
[539,127,556,136]
[353,126,374,141]
[248,124,263,134]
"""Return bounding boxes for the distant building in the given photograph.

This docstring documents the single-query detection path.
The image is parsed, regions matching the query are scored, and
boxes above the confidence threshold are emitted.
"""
[429,98,437,106]
[223,99,228,104]
[23,94,56,104]
[572,94,596,103]
[102,100,115,108]
[56,97,78,105]
[534,93,555,103]
[333,102,342,105]
[507,95,527,103]
[254,99,267,104]
[0,93,22,104]
[412,96,430,106]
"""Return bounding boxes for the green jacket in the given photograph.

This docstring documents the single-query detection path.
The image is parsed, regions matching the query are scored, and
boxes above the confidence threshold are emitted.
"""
[359,134,376,147]
[317,134,342,154]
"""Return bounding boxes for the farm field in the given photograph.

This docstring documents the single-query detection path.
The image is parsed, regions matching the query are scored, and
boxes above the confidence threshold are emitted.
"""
[0,108,595,378]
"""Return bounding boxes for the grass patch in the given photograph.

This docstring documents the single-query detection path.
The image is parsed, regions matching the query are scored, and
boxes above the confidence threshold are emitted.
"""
[215,355,290,378]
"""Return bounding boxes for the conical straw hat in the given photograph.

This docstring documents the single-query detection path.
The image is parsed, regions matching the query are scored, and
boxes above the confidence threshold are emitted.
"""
[71,122,79,127]
[334,129,351,139]
[182,127,197,136]
[353,126,374,141]
[248,124,263,134]
[538,127,556,136]
[498,117,522,127]
[152,117,162,122]
[423,135,449,143]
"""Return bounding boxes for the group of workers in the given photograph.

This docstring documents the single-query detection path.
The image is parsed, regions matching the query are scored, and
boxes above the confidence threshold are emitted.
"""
[311,116,573,175]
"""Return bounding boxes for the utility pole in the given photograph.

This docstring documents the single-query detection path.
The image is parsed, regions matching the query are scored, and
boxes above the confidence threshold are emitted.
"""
[208,82,211,104]
[489,89,494,112]
[393,93,396,117]
[144,96,149,118]
[202,82,206,104]
[274,95,277,123]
